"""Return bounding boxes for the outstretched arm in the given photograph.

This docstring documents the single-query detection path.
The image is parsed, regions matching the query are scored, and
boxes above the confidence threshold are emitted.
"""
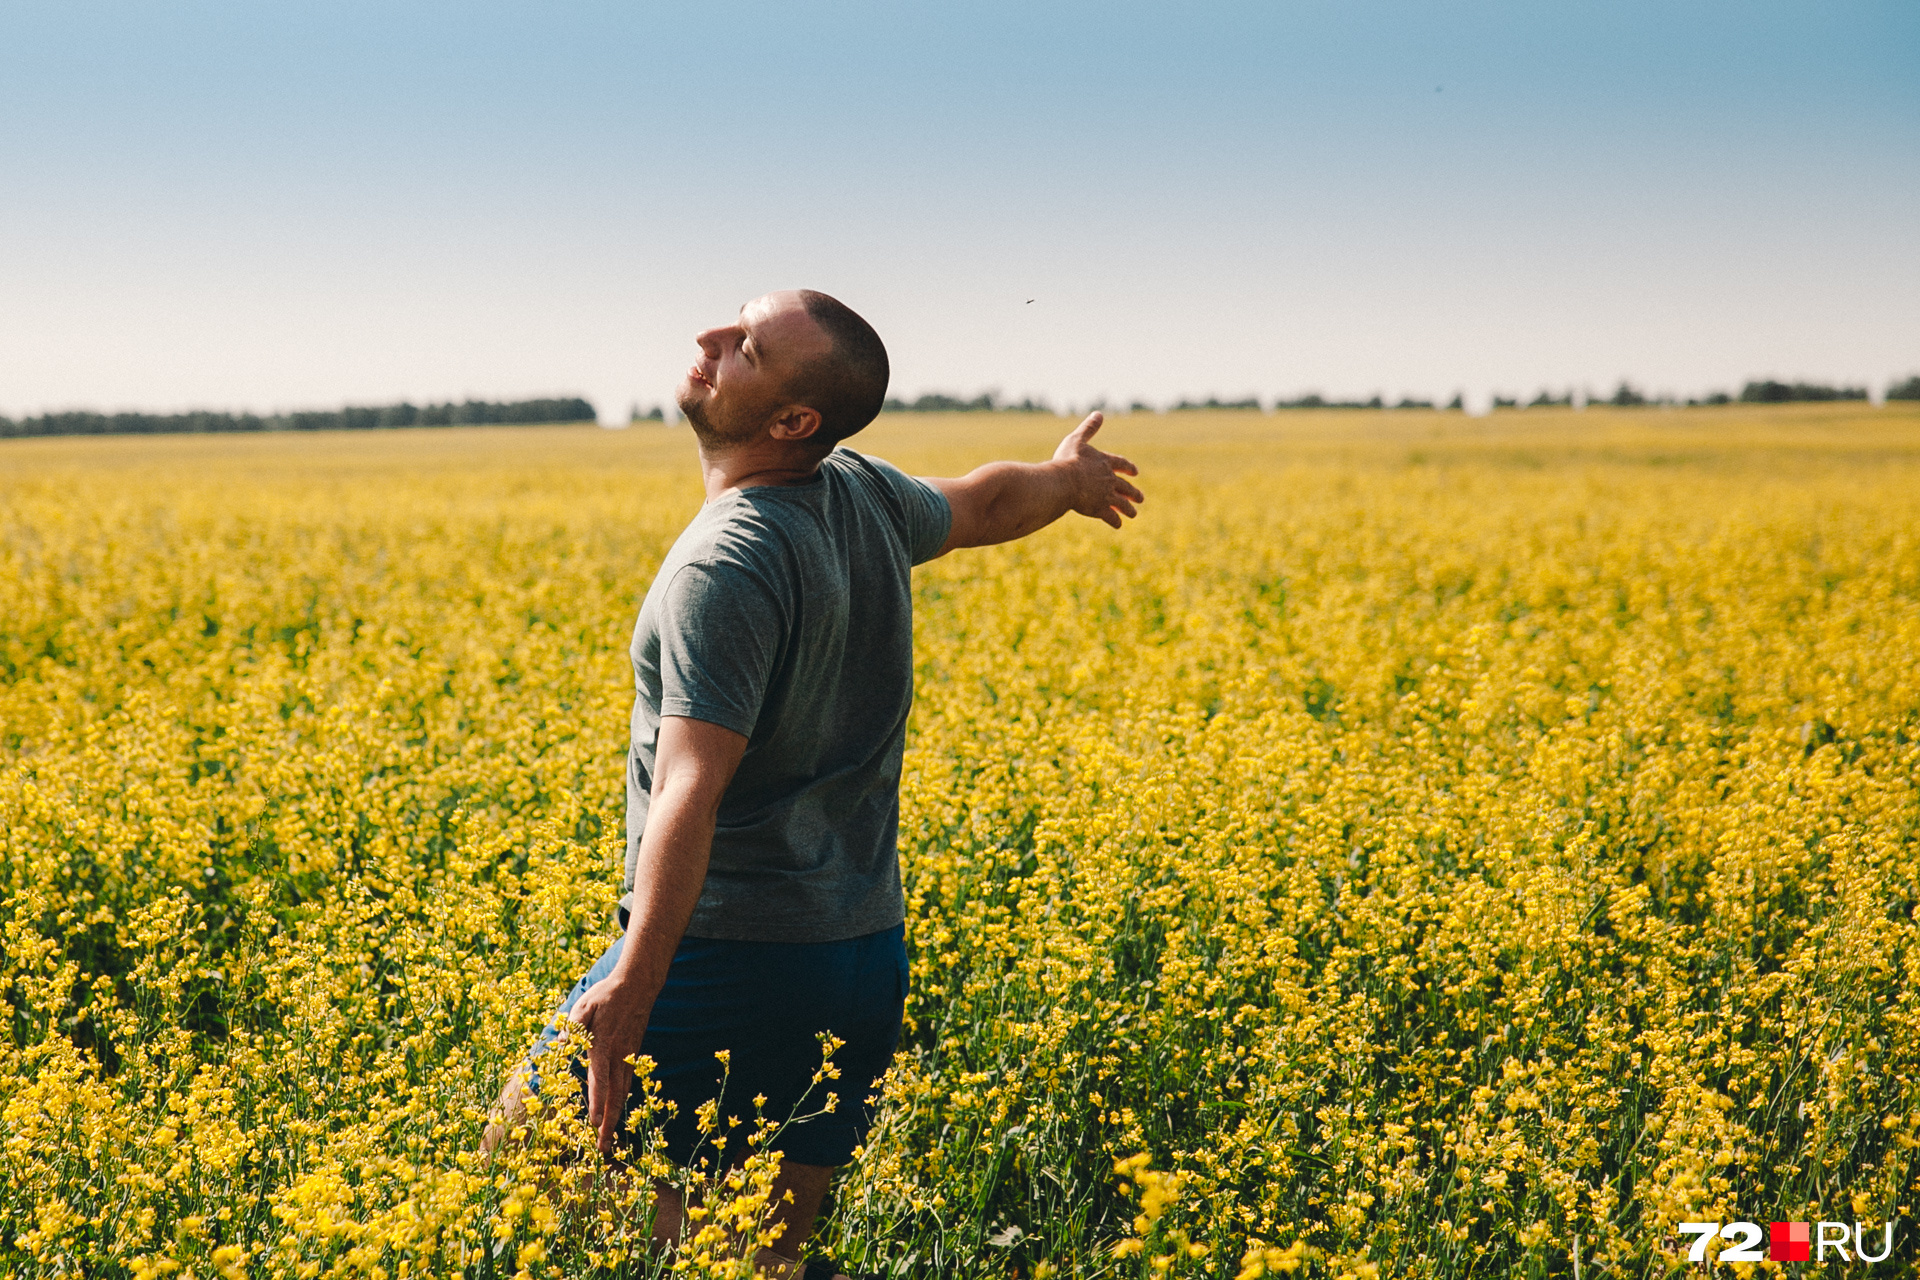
[926,412,1144,554]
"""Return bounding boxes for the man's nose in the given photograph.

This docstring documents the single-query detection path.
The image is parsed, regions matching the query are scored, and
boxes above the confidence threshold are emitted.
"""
[694,325,738,356]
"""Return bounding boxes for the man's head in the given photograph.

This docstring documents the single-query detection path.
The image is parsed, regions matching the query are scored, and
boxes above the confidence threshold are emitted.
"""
[676,290,889,457]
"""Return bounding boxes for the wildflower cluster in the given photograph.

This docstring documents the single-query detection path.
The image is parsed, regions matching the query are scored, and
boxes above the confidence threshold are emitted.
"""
[2,404,1917,1276]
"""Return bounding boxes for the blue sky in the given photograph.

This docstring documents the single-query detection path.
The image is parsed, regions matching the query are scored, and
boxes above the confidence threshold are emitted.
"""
[2,1,1915,419]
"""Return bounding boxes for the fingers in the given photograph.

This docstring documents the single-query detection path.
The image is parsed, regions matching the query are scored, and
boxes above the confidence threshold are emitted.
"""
[593,1055,629,1152]
[1072,419,1143,532]
[587,1053,609,1145]
[1063,412,1103,450]
[600,1063,635,1153]
[597,1075,622,1153]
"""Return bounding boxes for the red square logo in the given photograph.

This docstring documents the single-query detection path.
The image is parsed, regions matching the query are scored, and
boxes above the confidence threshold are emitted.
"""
[1770,1221,1810,1262]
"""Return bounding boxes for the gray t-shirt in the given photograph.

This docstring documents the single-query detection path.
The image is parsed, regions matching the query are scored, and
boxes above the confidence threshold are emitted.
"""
[622,448,952,943]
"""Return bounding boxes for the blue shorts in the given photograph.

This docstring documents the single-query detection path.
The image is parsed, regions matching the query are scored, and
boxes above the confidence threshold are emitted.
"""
[530,923,908,1169]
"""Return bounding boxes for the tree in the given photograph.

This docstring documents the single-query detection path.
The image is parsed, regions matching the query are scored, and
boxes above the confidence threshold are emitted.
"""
[883,392,999,413]
[0,397,596,439]
[1739,380,1866,403]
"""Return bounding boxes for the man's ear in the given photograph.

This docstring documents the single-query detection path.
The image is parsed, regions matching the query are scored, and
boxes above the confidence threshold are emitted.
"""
[768,405,823,443]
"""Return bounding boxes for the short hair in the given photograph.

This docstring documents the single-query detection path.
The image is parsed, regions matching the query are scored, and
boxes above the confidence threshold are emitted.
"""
[791,290,889,449]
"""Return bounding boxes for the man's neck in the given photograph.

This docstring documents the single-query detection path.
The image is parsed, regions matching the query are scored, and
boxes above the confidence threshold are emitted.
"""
[697,436,827,501]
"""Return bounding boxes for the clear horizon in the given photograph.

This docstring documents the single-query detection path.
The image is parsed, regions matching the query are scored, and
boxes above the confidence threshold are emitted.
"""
[3,1,1915,423]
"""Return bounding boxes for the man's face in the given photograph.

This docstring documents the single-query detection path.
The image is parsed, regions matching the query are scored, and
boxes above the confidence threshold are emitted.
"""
[676,291,832,447]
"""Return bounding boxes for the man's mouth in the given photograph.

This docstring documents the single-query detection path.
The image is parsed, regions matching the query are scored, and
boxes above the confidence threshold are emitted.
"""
[688,365,714,390]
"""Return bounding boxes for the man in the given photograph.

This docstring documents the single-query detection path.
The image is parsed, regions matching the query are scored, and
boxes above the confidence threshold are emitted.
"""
[494,289,1143,1278]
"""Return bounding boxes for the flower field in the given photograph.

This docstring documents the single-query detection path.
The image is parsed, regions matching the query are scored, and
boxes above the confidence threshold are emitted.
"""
[3,404,1917,1278]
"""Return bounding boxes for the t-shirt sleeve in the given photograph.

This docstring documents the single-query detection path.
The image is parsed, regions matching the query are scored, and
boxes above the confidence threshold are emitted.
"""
[856,451,953,565]
[656,561,785,737]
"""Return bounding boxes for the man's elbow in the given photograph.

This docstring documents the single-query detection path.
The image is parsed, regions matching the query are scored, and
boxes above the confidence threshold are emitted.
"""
[658,765,729,809]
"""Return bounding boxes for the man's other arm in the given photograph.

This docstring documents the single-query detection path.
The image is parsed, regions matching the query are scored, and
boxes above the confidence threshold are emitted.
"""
[926,412,1144,554]
[568,714,747,1153]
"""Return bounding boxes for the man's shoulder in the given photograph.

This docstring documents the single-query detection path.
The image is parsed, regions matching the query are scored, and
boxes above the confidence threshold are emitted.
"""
[824,446,908,487]
[822,448,929,519]
[825,447,952,566]
[675,500,794,563]
[665,450,938,574]
[647,501,794,600]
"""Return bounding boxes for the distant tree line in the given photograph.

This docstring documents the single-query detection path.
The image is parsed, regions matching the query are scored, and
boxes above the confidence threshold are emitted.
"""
[1737,380,1867,403]
[1586,379,1880,408]
[882,392,1054,413]
[0,397,596,439]
[882,375,1917,414]
[13,374,1913,439]
[1174,396,1264,411]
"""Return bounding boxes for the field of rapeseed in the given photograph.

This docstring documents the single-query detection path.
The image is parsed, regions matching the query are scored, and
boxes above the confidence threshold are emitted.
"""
[3,404,1917,1279]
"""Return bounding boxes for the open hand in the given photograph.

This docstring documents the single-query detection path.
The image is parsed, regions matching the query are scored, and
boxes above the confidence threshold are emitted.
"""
[1053,412,1144,528]
[568,975,652,1154]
